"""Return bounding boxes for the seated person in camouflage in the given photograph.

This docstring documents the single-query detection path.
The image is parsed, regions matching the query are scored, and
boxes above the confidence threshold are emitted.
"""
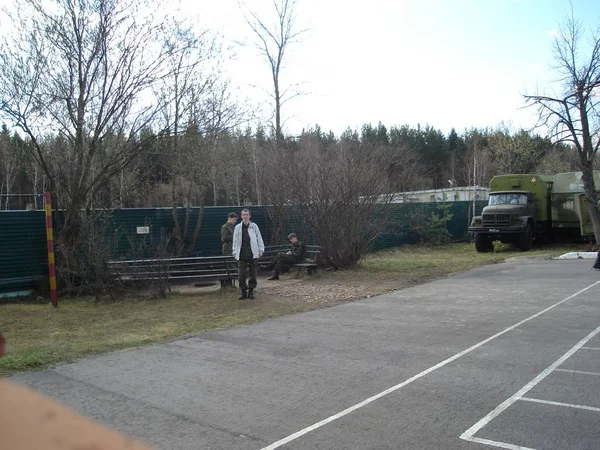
[268,233,306,280]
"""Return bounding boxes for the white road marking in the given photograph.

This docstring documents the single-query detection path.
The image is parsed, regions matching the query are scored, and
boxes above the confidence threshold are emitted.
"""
[555,368,600,376]
[260,280,600,450]
[460,323,600,445]
[520,397,600,413]
[467,437,537,450]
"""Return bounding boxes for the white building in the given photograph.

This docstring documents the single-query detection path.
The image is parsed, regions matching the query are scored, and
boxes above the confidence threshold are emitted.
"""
[388,186,489,203]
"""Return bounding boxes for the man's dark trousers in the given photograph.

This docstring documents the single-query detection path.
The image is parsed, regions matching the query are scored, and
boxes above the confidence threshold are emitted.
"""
[239,258,257,290]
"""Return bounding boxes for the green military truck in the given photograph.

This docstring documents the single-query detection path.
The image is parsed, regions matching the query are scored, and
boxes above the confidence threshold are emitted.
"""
[469,172,600,252]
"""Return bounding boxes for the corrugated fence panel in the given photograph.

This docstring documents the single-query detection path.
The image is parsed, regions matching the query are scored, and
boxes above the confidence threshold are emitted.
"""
[371,201,488,251]
[0,202,487,293]
[105,206,274,259]
[370,203,418,251]
[281,207,315,244]
[0,210,48,291]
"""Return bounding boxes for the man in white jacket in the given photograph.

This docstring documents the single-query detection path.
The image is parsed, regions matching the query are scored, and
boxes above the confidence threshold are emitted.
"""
[232,208,265,299]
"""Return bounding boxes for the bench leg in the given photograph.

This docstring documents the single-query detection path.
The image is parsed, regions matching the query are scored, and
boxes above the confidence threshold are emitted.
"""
[221,279,236,289]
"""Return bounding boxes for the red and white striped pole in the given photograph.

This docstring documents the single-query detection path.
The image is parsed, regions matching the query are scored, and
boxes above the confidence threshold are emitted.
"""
[44,192,58,307]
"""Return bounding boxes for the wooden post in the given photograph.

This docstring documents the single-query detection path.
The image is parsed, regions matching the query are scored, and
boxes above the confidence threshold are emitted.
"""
[44,192,58,307]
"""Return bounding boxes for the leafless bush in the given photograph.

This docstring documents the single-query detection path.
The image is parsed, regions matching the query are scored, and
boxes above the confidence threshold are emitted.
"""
[276,133,407,269]
[56,210,120,300]
[122,230,174,299]
[146,232,174,299]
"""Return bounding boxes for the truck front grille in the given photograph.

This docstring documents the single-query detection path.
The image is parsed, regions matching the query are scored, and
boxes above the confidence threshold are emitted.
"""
[482,213,511,226]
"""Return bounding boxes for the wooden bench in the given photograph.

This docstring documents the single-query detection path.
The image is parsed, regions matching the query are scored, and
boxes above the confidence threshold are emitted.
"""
[107,255,239,288]
[260,245,321,276]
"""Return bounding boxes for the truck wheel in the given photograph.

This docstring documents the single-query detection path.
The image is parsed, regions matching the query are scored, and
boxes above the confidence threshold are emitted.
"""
[518,226,533,251]
[475,234,493,252]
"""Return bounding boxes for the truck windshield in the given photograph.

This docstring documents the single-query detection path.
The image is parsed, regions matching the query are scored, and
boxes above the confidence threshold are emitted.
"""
[488,193,528,205]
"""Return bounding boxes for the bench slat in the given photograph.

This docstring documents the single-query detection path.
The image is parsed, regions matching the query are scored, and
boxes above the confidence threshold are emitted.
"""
[108,255,238,285]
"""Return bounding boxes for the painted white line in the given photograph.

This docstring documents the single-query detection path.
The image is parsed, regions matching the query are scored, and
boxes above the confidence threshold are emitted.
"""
[555,368,600,376]
[467,436,537,450]
[581,346,600,350]
[260,280,600,450]
[460,323,600,444]
[520,397,600,413]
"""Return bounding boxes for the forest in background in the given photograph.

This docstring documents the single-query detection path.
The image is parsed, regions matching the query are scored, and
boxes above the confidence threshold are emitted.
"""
[0,121,584,211]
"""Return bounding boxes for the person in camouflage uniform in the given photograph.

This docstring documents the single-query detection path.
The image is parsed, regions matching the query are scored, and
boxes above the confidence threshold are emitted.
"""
[221,212,237,256]
[268,233,306,280]
[232,209,264,300]
[220,212,237,287]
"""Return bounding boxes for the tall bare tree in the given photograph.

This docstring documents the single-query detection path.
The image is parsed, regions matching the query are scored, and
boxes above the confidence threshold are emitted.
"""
[156,28,247,253]
[524,13,600,244]
[0,0,191,243]
[244,0,305,142]
[155,25,220,254]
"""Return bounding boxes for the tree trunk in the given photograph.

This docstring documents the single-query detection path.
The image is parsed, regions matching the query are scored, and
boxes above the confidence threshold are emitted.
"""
[33,168,38,209]
[120,169,124,208]
[580,164,600,244]
[172,206,183,256]
[274,77,281,142]
[186,202,205,254]
[252,143,261,204]
[212,165,218,206]
[236,172,240,205]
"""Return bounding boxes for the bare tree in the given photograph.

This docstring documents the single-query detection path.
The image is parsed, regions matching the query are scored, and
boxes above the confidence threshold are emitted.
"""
[221,129,251,206]
[0,125,16,209]
[524,13,600,243]
[170,82,247,254]
[244,0,305,142]
[157,72,248,253]
[461,130,493,188]
[0,0,192,244]
[261,139,288,243]
[154,25,221,255]
[199,81,250,205]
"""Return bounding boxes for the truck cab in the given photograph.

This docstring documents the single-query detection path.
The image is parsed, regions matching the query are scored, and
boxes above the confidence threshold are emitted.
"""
[468,174,553,252]
[469,191,536,252]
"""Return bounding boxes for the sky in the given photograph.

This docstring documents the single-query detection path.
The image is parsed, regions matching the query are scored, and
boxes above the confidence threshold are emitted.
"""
[0,0,599,137]
[186,0,600,137]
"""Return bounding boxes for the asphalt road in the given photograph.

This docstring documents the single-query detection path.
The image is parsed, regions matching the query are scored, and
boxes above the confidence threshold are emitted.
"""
[11,258,600,450]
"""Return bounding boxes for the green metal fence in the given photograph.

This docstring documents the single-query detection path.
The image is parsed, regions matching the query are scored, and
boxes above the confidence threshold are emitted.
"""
[0,211,49,293]
[0,201,487,294]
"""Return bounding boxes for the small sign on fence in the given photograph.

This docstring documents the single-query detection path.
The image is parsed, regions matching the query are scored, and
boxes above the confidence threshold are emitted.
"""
[136,226,150,234]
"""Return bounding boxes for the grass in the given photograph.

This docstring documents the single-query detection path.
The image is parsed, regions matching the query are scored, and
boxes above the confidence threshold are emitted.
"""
[360,242,583,278]
[0,242,587,376]
[0,290,312,377]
